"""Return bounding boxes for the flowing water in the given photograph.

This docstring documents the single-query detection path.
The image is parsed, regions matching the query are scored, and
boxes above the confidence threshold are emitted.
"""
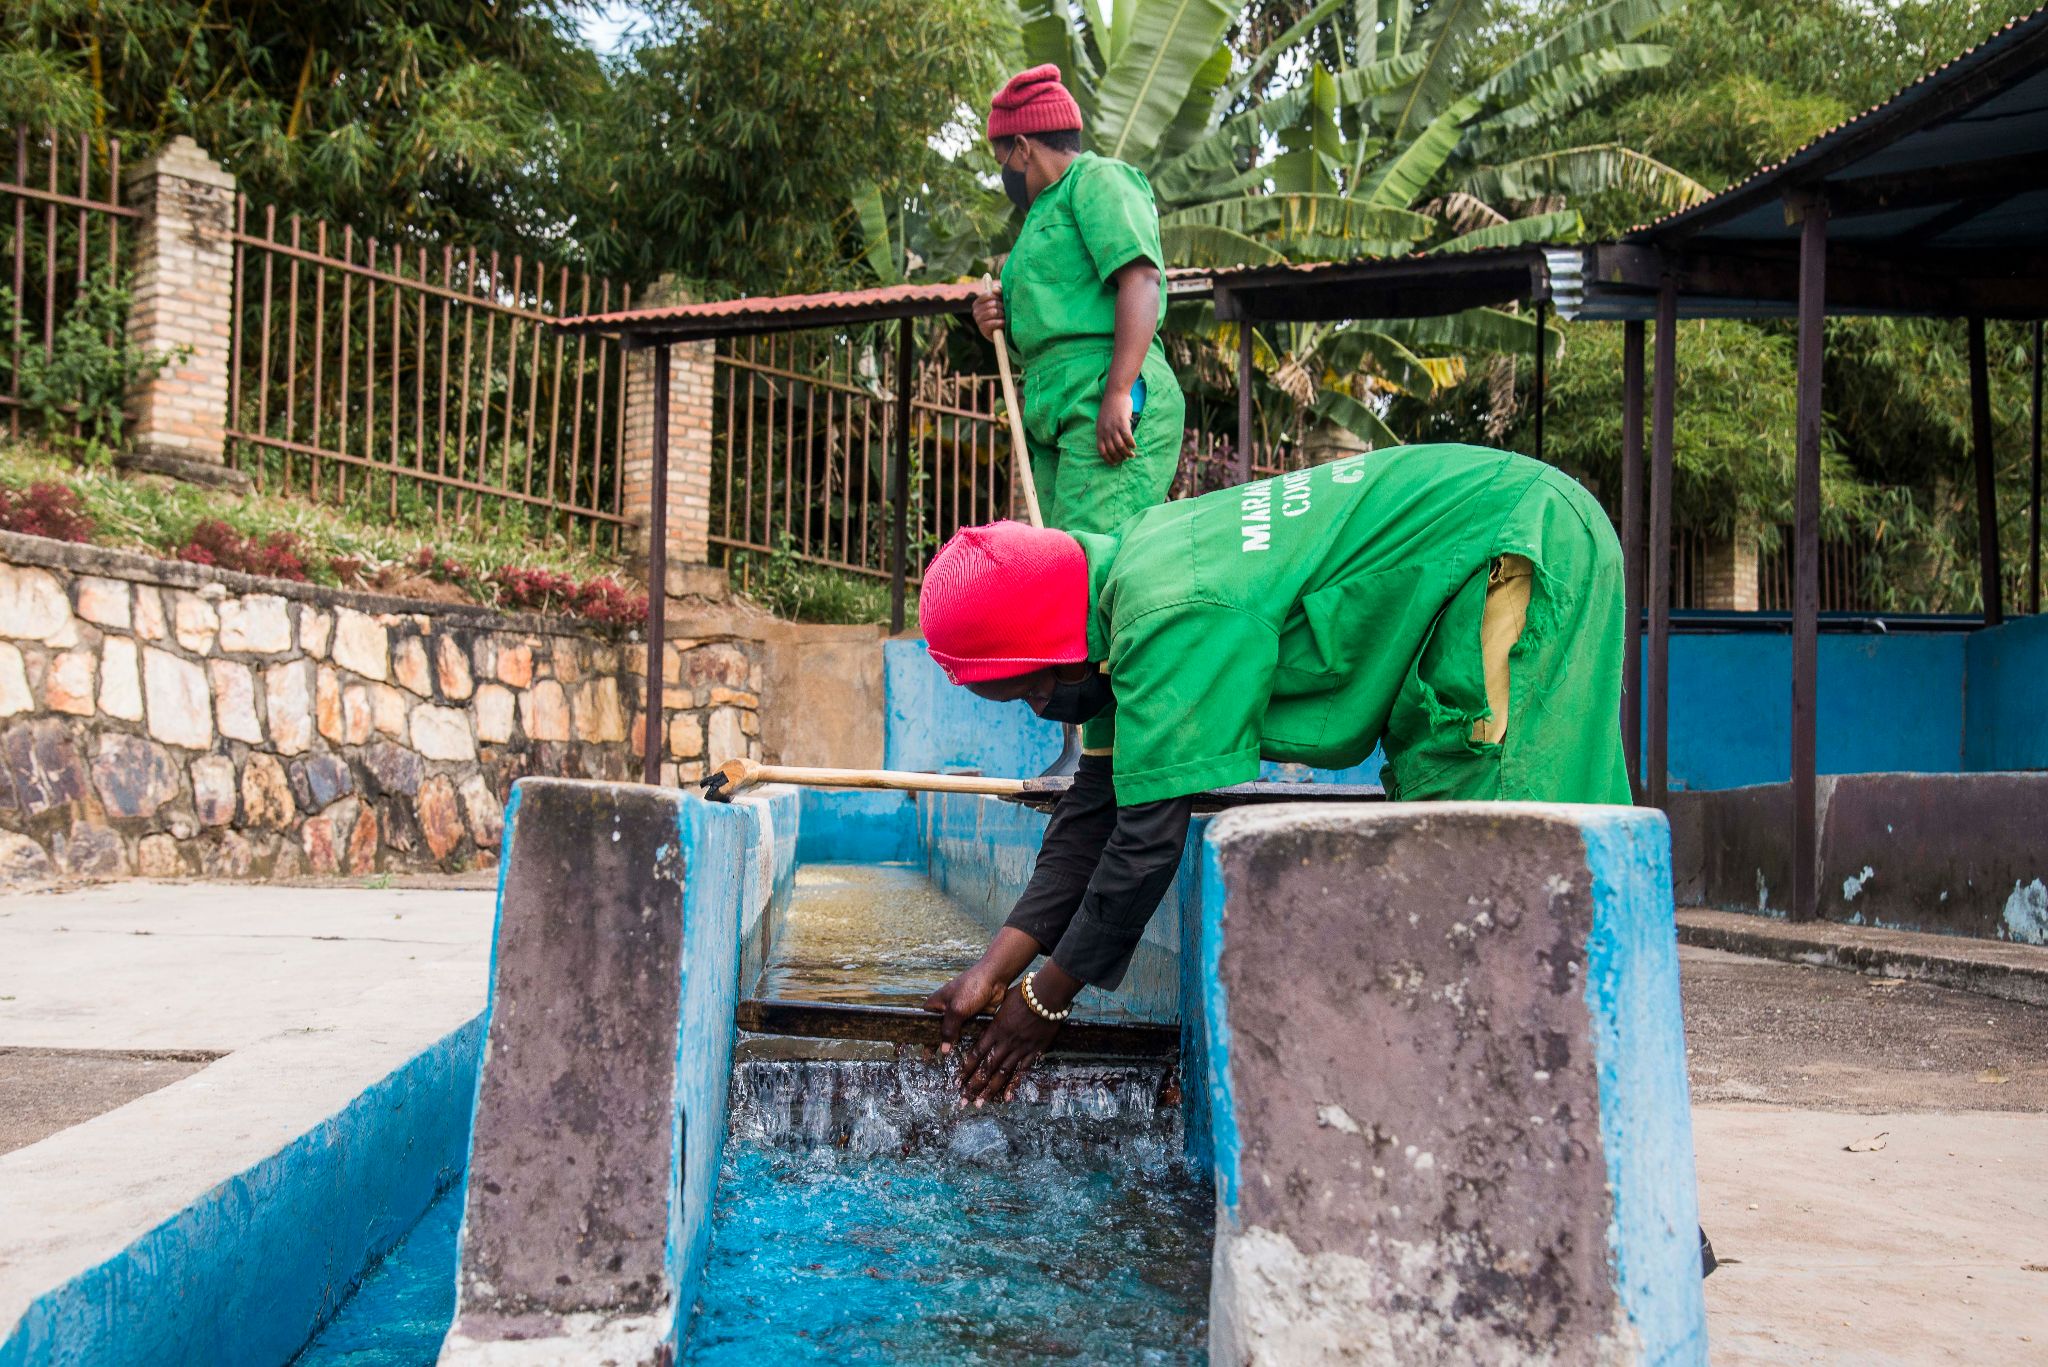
[290,863,1209,1363]
[689,866,1211,1363]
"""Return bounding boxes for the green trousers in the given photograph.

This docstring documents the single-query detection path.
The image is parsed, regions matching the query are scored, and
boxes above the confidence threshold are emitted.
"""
[1021,345,1183,537]
[1379,471,1632,805]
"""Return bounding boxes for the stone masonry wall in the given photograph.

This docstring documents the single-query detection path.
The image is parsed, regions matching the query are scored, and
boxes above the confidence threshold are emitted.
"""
[0,534,761,886]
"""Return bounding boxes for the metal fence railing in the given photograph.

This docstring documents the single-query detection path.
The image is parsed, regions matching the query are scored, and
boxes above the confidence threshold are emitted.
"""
[226,199,635,549]
[1,128,137,439]
[711,335,1020,582]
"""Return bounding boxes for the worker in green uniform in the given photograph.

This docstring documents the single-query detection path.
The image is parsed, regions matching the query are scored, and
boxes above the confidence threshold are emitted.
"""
[975,62,1185,540]
[917,443,1631,1103]
[978,63,1186,769]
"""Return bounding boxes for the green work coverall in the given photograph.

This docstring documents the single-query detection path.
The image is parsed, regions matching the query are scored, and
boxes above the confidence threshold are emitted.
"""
[999,151,1185,537]
[1074,443,1631,807]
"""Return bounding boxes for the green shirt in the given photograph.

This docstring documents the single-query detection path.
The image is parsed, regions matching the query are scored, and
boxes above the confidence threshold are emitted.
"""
[1075,444,1592,805]
[1000,152,1168,364]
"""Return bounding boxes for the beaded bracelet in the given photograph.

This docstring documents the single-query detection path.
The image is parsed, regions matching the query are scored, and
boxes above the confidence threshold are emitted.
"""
[1019,970,1071,1023]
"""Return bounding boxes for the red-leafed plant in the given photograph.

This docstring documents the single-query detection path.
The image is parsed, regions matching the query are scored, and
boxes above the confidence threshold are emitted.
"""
[177,520,311,581]
[329,555,368,587]
[570,576,648,629]
[0,481,96,543]
[410,546,472,585]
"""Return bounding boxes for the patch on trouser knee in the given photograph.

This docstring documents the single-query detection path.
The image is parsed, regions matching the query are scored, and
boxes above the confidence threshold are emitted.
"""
[1471,553,1534,745]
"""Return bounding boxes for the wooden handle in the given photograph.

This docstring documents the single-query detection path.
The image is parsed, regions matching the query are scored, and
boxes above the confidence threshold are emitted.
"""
[705,757,1026,801]
[984,273,1043,528]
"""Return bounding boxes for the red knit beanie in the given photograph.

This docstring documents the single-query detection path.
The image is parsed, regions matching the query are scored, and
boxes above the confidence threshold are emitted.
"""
[988,64,1084,141]
[919,521,1090,684]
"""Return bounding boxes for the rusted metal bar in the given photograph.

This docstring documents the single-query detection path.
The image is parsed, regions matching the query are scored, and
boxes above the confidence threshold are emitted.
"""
[499,254,523,497]
[388,241,402,516]
[283,215,301,490]
[522,259,546,503]
[10,130,26,437]
[453,247,478,523]
[106,139,120,288]
[1792,197,1827,923]
[566,271,591,542]
[226,230,547,318]
[782,333,797,551]
[644,340,672,787]
[365,237,381,500]
[734,998,1179,1060]
[0,176,141,218]
[436,247,455,523]
[1620,319,1645,790]
[718,345,736,552]
[41,128,56,366]
[611,284,633,553]
[740,336,758,552]
[255,204,276,487]
[1647,272,1677,812]
[1968,315,2004,626]
[336,224,353,502]
[414,246,429,513]
[585,278,610,551]
[472,250,499,526]
[72,133,87,292]
[310,221,327,491]
[542,264,567,525]
[227,194,247,466]
[892,318,912,632]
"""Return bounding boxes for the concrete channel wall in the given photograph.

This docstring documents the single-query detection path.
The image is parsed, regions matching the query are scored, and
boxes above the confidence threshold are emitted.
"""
[1199,803,1706,1366]
[446,779,795,1364]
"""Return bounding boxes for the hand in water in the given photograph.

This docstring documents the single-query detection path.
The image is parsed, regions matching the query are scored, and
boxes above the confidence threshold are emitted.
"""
[958,988,1062,1105]
[924,964,1006,1056]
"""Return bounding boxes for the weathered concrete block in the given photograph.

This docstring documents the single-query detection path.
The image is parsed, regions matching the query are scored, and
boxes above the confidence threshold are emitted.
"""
[444,779,757,1364]
[1200,803,1705,1367]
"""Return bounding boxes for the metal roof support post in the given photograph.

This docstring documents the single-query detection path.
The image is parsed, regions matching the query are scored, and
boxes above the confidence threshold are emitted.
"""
[891,317,913,635]
[1792,197,1827,923]
[1533,299,1548,465]
[1237,318,1255,484]
[2032,318,2043,615]
[1620,320,1646,793]
[1647,275,1677,811]
[1968,316,2004,627]
[643,341,671,787]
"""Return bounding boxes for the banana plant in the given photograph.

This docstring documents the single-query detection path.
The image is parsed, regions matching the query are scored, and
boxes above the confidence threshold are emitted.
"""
[996,0,1711,452]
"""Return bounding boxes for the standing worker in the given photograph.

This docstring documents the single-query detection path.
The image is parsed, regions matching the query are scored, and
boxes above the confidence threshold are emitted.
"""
[975,63,1185,537]
[919,444,1632,1104]
[976,63,1186,771]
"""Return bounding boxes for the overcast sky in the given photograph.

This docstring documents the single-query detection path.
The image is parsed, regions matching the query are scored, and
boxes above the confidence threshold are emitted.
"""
[577,1,653,55]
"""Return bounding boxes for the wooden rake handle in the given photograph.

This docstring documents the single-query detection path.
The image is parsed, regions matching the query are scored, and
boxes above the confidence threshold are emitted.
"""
[700,757,1026,803]
[984,273,1044,528]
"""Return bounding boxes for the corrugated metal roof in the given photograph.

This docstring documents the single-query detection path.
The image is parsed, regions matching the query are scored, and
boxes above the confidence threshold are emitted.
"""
[1624,5,2048,245]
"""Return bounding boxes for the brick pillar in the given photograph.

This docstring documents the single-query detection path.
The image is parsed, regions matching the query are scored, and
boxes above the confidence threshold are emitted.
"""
[621,284,716,596]
[121,136,249,490]
[1698,525,1761,610]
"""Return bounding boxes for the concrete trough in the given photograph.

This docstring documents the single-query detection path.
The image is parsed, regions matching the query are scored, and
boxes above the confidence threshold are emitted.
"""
[1671,771,2048,942]
[1200,803,1705,1366]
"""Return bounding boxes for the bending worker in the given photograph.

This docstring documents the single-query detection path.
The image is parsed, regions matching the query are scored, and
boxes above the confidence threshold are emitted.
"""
[920,443,1631,1103]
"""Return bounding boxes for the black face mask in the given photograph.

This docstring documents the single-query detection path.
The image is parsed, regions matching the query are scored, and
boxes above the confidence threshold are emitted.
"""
[1001,166,1032,213]
[1032,670,1113,724]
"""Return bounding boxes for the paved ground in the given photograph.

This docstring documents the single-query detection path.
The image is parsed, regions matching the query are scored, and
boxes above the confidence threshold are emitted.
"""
[0,878,494,1341]
[1681,946,2048,1364]
[1,883,2044,1364]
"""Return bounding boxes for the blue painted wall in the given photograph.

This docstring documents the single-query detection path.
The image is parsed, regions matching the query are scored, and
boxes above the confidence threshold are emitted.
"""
[1964,613,2048,771]
[1578,808,1709,1363]
[883,639,1064,777]
[794,789,919,864]
[1657,632,1966,790]
[889,622,2045,792]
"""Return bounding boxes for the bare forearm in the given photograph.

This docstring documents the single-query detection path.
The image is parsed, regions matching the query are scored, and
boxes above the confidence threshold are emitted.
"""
[974,925,1044,985]
[1107,265,1160,394]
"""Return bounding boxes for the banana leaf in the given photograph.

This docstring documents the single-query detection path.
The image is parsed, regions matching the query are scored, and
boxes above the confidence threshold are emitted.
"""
[1093,0,1247,164]
[1425,209,1581,254]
